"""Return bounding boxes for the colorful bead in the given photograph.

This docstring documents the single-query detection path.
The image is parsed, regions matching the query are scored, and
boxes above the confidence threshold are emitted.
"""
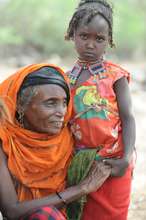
[68,60,107,85]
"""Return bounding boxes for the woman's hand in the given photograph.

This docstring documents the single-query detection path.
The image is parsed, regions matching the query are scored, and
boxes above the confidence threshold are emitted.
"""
[103,157,130,177]
[80,161,111,194]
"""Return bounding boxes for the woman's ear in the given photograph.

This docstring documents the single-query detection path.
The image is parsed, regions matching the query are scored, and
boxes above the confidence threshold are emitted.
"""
[16,96,25,126]
[16,105,25,127]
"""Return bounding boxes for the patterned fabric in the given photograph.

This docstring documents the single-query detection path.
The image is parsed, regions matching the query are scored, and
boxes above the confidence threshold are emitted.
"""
[67,149,97,220]
[20,206,66,220]
[69,60,106,85]
[68,60,132,220]
[69,60,130,158]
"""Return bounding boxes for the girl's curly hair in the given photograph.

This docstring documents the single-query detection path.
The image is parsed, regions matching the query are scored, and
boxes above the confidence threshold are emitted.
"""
[65,0,114,47]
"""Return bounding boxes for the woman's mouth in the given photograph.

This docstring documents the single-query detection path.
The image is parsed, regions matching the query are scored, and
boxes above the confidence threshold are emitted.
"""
[51,121,63,128]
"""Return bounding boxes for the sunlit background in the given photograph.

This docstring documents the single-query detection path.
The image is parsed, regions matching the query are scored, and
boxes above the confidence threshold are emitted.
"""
[0,1,145,219]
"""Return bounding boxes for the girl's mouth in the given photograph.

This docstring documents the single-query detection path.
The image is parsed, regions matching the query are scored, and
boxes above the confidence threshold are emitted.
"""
[84,51,95,58]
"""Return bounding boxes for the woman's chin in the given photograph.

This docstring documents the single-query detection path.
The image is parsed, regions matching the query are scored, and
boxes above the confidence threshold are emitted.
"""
[46,127,62,136]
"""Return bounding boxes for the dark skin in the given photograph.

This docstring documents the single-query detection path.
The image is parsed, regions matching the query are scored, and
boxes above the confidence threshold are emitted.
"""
[74,14,109,63]
[73,14,136,176]
[104,77,136,177]
[23,84,68,135]
[0,84,111,219]
[73,14,109,88]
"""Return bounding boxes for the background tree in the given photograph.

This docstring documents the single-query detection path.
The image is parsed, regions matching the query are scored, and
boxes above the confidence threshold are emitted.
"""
[0,0,145,60]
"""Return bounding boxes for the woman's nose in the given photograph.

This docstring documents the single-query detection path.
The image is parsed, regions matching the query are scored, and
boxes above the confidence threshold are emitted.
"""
[55,104,67,117]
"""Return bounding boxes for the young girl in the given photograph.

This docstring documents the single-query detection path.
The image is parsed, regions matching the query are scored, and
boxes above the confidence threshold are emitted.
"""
[65,0,136,219]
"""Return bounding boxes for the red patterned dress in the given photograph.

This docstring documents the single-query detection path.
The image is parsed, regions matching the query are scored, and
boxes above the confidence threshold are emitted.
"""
[68,60,133,220]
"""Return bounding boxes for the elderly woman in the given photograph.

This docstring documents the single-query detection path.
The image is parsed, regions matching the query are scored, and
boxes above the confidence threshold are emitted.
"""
[0,64,110,220]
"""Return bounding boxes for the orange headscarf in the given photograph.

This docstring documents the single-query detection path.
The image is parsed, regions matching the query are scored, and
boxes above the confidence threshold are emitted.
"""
[0,64,73,201]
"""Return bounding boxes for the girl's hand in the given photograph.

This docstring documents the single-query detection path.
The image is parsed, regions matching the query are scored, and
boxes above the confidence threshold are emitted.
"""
[80,161,111,194]
[103,157,130,177]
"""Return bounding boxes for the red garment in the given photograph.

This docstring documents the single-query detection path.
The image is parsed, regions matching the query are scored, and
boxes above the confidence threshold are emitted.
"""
[82,166,132,220]
[69,61,130,158]
[68,60,132,220]
[20,206,66,220]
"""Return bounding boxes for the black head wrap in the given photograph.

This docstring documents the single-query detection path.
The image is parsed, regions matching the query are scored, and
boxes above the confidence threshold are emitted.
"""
[19,66,70,104]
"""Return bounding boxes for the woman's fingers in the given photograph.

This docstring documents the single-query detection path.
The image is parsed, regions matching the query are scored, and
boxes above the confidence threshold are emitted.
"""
[81,161,111,194]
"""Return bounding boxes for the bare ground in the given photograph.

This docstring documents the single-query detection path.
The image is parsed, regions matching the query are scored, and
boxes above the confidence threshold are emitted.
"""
[128,91,146,220]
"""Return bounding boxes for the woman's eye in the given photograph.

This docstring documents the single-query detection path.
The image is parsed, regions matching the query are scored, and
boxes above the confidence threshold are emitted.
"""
[44,101,55,107]
[44,99,67,108]
[63,99,67,107]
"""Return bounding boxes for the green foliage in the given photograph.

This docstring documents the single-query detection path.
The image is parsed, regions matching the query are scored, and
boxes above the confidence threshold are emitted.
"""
[113,0,145,56]
[0,0,78,54]
[0,0,145,58]
[0,27,24,44]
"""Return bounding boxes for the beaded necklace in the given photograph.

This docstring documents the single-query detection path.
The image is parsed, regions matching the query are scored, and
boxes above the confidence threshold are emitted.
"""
[69,59,107,85]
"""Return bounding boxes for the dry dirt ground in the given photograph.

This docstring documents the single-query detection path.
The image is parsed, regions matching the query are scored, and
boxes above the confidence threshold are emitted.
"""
[128,90,146,220]
[0,63,146,220]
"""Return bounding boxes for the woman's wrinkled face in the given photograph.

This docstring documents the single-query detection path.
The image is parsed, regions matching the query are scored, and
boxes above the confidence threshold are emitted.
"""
[24,84,68,135]
[74,14,109,62]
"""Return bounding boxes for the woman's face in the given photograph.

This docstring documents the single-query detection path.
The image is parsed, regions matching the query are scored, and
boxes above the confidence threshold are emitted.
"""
[23,84,68,135]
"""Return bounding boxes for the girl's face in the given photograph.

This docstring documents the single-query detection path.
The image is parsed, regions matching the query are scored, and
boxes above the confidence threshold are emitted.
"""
[74,14,110,62]
[24,84,67,135]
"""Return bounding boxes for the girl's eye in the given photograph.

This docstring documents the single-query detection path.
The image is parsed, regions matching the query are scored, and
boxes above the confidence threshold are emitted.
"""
[80,34,88,40]
[96,36,105,42]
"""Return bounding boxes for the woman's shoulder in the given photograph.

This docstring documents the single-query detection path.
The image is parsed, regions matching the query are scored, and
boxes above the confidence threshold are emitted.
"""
[0,139,3,149]
[0,140,7,166]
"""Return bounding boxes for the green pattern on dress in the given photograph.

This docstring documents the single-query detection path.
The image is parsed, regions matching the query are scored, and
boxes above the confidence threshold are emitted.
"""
[74,85,109,120]
[67,149,101,220]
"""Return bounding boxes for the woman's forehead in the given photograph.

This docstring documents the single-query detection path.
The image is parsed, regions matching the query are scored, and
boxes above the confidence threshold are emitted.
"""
[34,84,67,99]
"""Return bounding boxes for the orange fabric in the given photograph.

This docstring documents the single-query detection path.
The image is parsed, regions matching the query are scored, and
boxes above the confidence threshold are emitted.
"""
[0,64,73,201]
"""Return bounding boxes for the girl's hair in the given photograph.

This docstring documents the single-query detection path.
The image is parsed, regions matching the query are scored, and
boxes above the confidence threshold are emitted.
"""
[65,0,114,47]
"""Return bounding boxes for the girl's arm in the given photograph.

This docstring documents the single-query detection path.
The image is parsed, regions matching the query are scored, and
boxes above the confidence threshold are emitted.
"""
[103,77,136,176]
[0,145,110,219]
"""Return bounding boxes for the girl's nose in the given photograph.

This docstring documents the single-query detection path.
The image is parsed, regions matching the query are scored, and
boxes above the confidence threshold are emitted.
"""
[86,40,95,49]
